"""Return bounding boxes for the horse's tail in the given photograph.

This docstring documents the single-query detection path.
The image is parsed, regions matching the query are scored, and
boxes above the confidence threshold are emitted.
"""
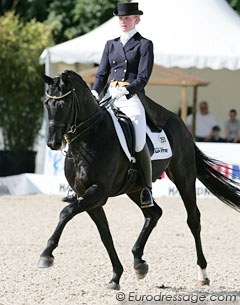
[195,144,240,212]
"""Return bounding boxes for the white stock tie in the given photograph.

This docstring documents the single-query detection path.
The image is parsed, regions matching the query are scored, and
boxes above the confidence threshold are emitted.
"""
[120,34,128,46]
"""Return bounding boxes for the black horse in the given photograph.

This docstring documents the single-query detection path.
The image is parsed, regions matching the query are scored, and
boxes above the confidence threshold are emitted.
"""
[39,70,240,290]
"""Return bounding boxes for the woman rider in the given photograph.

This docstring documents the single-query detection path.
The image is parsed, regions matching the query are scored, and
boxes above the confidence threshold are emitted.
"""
[63,2,154,208]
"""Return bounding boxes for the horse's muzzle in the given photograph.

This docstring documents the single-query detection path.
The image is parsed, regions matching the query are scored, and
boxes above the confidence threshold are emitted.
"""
[47,122,66,150]
[47,130,64,150]
[47,139,62,150]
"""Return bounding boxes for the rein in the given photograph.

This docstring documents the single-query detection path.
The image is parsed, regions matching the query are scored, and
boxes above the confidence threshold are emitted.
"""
[65,109,102,144]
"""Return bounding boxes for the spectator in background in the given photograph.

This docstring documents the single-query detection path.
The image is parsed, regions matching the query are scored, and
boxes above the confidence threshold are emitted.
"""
[225,109,240,143]
[207,125,226,142]
[186,101,217,142]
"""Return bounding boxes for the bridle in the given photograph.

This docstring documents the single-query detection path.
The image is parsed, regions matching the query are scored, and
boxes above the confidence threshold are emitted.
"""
[45,85,102,145]
[45,90,72,100]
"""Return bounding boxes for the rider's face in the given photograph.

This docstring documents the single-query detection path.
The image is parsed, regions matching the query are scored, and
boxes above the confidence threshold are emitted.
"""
[118,15,140,32]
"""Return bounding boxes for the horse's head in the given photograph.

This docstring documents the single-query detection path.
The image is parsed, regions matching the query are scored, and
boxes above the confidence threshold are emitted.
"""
[42,71,74,150]
[43,70,99,150]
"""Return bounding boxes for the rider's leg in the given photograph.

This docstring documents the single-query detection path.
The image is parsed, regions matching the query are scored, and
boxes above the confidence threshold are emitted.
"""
[136,144,154,208]
[115,94,154,208]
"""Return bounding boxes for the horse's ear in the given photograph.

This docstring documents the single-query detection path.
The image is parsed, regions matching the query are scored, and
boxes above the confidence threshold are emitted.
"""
[61,72,69,85]
[42,74,54,85]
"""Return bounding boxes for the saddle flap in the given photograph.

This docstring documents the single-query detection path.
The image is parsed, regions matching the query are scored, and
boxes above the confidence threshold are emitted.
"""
[112,108,135,157]
[108,107,172,162]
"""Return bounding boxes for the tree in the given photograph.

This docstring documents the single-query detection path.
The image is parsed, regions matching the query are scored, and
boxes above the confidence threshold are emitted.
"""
[0,0,130,44]
[0,0,52,21]
[0,12,54,151]
[226,0,240,14]
[47,0,128,43]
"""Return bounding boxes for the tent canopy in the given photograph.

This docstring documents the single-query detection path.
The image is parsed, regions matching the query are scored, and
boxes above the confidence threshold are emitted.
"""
[40,0,240,70]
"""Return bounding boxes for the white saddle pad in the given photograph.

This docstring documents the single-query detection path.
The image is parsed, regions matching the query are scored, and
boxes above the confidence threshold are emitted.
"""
[108,108,172,162]
[146,126,172,160]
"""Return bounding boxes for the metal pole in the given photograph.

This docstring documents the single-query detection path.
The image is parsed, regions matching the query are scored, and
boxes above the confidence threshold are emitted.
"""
[192,86,198,137]
[37,50,52,174]
[180,86,187,122]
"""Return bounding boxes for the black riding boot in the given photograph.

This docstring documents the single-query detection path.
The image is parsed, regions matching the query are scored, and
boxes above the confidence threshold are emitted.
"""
[61,188,77,203]
[136,144,154,208]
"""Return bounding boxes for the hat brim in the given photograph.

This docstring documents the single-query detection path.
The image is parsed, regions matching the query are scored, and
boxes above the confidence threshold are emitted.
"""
[113,10,143,16]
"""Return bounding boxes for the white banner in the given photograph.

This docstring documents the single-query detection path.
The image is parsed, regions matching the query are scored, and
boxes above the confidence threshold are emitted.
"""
[0,143,239,196]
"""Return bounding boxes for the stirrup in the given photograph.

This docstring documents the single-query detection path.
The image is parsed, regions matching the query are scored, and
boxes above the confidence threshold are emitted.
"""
[140,187,154,208]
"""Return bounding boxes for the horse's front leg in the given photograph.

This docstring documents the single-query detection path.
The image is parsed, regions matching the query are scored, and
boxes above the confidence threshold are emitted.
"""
[38,184,123,289]
[38,185,105,266]
[87,207,123,290]
[38,200,79,268]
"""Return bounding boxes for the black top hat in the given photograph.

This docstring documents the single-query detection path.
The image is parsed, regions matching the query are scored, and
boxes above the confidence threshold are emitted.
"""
[113,2,143,16]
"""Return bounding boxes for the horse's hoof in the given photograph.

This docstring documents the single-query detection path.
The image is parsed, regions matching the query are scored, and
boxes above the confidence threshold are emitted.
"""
[107,281,120,290]
[198,278,210,286]
[38,256,54,268]
[135,262,149,280]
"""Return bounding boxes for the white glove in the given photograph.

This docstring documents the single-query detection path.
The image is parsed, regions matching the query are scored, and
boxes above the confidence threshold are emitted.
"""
[91,89,99,101]
[111,86,129,100]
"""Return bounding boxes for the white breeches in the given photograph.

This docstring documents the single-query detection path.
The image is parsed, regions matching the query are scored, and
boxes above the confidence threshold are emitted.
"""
[104,87,146,152]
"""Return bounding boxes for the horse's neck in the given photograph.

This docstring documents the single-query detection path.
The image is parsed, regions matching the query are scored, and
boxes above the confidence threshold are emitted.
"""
[67,99,106,156]
[75,87,99,122]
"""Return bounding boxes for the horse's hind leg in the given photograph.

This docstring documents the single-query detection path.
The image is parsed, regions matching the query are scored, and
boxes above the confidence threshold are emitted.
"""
[127,191,162,280]
[167,167,210,286]
[87,207,123,290]
[183,190,210,285]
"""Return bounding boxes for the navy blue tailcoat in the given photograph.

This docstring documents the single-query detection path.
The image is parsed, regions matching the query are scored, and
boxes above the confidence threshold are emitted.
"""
[92,32,154,95]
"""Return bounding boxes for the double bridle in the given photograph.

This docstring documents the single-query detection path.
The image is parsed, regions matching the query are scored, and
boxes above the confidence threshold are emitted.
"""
[45,86,102,144]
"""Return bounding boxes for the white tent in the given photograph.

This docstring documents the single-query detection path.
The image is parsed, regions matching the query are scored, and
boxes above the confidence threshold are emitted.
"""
[40,0,240,72]
[38,0,240,175]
